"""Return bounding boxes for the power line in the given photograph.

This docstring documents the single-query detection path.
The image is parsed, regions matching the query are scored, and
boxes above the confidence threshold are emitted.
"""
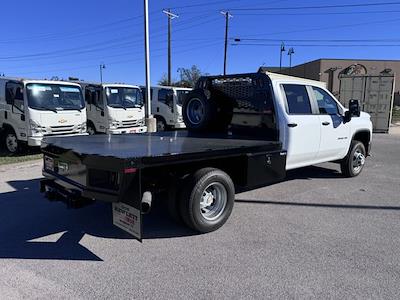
[232,43,400,47]
[229,2,400,11]
[233,10,400,16]
[233,38,400,42]
[236,17,400,38]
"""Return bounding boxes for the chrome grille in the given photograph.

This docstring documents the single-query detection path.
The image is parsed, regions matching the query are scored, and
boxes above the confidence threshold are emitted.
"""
[119,120,140,128]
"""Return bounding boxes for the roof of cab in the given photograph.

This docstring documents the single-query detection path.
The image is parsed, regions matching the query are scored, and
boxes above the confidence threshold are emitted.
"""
[264,71,327,88]
[0,77,82,87]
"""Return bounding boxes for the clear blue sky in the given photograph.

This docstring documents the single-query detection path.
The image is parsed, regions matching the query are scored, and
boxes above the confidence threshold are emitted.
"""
[1,0,400,85]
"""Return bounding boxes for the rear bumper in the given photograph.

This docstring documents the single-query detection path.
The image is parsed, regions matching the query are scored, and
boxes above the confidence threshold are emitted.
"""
[29,133,89,147]
[107,126,147,134]
[41,170,119,207]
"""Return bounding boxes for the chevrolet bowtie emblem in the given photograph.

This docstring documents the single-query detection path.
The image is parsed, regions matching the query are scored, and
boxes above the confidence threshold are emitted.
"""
[127,115,133,118]
[58,119,67,124]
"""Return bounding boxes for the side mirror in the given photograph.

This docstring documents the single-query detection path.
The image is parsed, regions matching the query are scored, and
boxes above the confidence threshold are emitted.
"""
[344,99,360,123]
[349,99,361,117]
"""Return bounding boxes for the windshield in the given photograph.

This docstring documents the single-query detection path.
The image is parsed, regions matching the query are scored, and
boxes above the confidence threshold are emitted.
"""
[27,83,85,111]
[105,87,144,108]
[176,89,190,105]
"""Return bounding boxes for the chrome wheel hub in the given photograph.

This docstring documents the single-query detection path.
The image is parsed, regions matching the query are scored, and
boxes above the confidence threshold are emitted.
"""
[200,182,227,221]
[352,149,365,173]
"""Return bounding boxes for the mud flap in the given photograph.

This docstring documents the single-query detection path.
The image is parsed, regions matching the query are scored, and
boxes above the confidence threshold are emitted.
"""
[112,169,143,242]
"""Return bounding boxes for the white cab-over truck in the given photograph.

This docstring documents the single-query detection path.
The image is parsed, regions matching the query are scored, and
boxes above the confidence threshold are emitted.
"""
[0,78,87,153]
[141,85,191,131]
[77,82,147,135]
[41,72,372,241]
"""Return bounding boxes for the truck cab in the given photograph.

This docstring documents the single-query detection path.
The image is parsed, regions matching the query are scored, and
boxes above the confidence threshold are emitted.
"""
[78,82,147,135]
[0,78,87,153]
[143,86,191,131]
[267,72,372,171]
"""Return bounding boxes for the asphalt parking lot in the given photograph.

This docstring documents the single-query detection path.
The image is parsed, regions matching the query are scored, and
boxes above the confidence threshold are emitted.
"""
[0,133,399,299]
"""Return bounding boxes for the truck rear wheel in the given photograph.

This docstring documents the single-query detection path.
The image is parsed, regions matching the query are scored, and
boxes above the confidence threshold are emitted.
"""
[341,140,366,177]
[4,129,20,154]
[179,168,234,233]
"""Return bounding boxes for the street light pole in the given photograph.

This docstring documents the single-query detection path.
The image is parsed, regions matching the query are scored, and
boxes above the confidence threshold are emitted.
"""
[279,42,285,71]
[143,0,156,132]
[99,64,105,84]
[288,48,295,74]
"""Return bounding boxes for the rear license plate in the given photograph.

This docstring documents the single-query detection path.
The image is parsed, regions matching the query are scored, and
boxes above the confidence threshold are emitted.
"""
[44,156,54,172]
[112,202,141,239]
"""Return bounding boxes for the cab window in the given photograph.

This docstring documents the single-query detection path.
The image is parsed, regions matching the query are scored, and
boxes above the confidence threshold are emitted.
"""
[313,87,339,115]
[158,89,174,107]
[85,87,103,106]
[282,84,312,114]
[158,89,173,104]
[5,82,24,111]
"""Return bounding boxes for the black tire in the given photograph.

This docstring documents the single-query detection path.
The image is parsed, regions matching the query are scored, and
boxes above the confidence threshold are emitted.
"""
[156,117,168,132]
[179,168,235,233]
[4,128,21,154]
[340,140,366,177]
[87,122,96,135]
[182,89,218,131]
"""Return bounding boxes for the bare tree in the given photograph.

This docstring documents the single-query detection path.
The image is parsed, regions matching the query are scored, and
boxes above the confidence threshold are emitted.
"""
[158,65,207,88]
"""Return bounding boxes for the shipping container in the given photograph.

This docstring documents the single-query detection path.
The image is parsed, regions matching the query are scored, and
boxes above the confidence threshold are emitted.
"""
[339,74,395,133]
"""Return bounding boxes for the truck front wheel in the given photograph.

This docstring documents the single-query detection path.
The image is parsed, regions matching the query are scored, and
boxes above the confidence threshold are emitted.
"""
[180,168,235,233]
[341,140,366,177]
[4,129,20,154]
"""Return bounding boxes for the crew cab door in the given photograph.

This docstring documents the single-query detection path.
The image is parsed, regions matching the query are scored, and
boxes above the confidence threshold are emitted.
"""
[311,86,350,161]
[85,86,105,133]
[5,82,26,139]
[281,84,321,170]
[155,88,174,125]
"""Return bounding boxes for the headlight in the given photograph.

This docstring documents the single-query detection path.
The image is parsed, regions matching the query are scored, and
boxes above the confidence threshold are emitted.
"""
[109,119,119,129]
[30,119,40,130]
[29,120,44,135]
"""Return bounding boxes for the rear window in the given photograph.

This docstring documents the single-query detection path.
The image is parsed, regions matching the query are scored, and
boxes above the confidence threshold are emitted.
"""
[283,84,312,114]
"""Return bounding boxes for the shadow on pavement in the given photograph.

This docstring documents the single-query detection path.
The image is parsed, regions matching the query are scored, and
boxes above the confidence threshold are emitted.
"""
[285,165,343,180]
[0,179,194,261]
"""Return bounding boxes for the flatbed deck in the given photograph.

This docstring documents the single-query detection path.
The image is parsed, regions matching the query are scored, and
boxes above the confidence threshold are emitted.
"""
[42,131,282,162]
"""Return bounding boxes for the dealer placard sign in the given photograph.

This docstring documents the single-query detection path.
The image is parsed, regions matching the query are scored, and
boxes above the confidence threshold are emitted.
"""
[112,202,141,240]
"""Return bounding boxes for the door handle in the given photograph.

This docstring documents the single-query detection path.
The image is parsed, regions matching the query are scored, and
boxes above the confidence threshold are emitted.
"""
[322,121,330,126]
[287,123,298,128]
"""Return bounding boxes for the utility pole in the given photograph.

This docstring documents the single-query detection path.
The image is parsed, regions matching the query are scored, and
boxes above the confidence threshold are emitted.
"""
[279,42,285,71]
[143,0,156,132]
[288,48,295,74]
[221,11,233,75]
[99,64,106,84]
[163,9,179,86]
